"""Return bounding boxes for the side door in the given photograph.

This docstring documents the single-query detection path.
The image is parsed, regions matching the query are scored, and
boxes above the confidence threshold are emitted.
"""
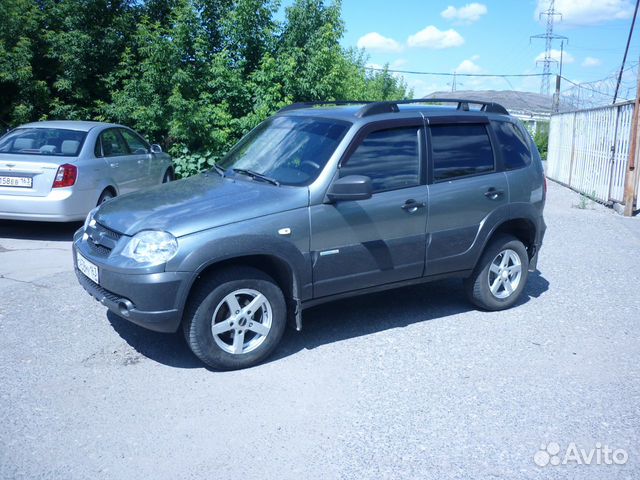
[425,118,509,276]
[119,128,151,189]
[97,128,137,194]
[310,121,428,298]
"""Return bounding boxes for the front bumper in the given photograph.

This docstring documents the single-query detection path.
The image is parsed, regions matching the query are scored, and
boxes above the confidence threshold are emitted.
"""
[73,243,191,333]
[0,188,96,222]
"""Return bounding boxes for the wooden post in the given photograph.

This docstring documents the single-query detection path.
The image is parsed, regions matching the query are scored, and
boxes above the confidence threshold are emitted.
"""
[623,62,640,216]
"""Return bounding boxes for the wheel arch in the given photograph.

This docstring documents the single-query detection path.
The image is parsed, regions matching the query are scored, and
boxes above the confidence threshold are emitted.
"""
[490,218,536,254]
[163,165,175,182]
[181,253,303,331]
[101,185,117,197]
[94,182,119,205]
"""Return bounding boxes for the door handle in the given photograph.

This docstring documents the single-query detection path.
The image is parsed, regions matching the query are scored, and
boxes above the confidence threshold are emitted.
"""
[401,199,426,213]
[137,159,144,164]
[484,188,504,200]
[109,162,119,168]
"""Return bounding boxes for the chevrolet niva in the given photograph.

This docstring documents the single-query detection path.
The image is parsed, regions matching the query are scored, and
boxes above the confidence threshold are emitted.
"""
[74,99,546,370]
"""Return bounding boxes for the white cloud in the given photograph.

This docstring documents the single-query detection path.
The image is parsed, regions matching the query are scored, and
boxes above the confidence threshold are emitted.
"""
[391,58,408,68]
[407,26,465,49]
[535,49,575,64]
[582,56,602,67]
[535,0,634,26]
[441,3,488,24]
[455,58,483,74]
[357,32,403,53]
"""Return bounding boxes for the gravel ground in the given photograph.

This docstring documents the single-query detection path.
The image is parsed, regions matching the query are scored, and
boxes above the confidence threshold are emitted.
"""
[1,181,639,480]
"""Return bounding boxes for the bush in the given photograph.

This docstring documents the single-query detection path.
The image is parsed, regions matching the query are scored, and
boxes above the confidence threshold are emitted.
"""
[170,146,220,179]
[534,129,549,160]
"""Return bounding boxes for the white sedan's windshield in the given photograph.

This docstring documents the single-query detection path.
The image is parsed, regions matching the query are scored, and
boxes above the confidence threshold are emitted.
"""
[218,116,349,186]
[0,128,87,156]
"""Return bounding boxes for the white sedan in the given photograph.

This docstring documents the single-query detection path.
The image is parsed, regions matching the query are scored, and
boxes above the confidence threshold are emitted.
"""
[0,120,174,222]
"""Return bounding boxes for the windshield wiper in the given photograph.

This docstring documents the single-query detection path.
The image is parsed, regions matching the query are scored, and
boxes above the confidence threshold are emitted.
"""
[232,168,280,186]
[210,163,226,177]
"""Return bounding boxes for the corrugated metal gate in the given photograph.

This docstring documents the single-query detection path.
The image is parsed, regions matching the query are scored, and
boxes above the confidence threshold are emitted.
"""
[546,101,639,206]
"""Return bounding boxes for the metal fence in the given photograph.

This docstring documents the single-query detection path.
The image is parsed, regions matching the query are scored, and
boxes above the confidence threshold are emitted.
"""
[546,101,639,206]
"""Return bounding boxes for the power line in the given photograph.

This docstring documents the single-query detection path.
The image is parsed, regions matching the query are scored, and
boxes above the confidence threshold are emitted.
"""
[363,67,546,78]
[613,0,640,103]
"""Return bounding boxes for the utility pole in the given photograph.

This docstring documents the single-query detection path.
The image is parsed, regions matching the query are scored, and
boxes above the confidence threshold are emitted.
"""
[552,40,564,112]
[623,56,640,216]
[449,72,461,92]
[531,0,568,96]
[613,0,639,104]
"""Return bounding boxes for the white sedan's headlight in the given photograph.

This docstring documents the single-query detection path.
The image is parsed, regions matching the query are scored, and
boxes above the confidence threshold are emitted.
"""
[84,207,99,231]
[122,230,178,264]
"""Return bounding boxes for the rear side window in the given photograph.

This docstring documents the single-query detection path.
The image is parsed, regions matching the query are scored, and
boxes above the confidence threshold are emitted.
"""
[341,127,420,193]
[491,120,532,170]
[430,124,494,181]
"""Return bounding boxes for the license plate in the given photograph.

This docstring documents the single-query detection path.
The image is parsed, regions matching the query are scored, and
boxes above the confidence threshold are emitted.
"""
[77,252,99,284]
[0,175,32,188]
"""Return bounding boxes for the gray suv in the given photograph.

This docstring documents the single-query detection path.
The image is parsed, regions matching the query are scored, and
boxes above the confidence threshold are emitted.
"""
[73,99,546,370]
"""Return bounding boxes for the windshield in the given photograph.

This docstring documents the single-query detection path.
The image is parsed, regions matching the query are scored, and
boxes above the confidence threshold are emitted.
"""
[218,116,350,186]
[0,128,87,157]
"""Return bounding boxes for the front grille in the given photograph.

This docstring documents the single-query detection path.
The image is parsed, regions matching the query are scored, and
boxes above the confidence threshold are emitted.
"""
[87,241,111,256]
[85,221,123,257]
[100,226,122,240]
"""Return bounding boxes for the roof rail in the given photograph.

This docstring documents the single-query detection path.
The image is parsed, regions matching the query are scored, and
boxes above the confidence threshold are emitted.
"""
[356,98,509,116]
[408,98,510,115]
[278,101,371,113]
[277,98,510,117]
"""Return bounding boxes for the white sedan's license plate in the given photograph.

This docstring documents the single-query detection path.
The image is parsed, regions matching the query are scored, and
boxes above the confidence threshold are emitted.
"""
[77,252,99,284]
[0,175,32,188]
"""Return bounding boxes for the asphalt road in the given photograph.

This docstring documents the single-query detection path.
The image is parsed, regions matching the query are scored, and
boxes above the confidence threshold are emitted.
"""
[1,181,639,480]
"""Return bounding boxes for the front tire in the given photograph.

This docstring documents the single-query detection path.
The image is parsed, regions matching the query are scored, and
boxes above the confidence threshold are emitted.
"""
[464,235,529,311]
[183,267,287,370]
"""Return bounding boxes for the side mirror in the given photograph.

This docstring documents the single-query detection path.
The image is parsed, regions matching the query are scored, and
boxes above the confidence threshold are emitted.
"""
[326,175,373,202]
[150,144,163,154]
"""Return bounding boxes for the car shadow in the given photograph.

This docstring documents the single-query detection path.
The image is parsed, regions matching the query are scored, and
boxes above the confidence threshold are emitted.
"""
[106,271,550,370]
[106,311,203,369]
[0,220,82,241]
[269,271,550,364]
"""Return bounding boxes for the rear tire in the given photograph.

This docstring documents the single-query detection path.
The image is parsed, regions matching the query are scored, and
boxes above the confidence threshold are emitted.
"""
[97,189,115,205]
[183,267,287,370]
[464,234,529,311]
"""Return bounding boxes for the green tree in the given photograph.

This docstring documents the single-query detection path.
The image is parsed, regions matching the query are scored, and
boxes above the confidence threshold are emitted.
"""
[0,0,48,124]
[1,0,412,177]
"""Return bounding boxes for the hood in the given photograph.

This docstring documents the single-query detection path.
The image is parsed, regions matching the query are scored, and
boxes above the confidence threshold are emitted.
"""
[94,173,309,237]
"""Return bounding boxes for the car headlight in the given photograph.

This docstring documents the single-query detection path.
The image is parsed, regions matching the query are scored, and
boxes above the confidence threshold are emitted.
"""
[122,230,178,264]
[84,206,99,231]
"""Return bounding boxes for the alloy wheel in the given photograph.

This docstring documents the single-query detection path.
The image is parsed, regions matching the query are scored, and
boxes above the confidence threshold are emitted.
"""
[210,288,273,354]
[487,248,522,299]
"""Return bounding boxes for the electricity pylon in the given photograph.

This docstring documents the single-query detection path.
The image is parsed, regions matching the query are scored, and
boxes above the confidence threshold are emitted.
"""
[531,0,568,96]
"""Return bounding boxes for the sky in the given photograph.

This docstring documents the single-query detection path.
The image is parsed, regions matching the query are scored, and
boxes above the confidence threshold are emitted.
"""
[294,0,640,99]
